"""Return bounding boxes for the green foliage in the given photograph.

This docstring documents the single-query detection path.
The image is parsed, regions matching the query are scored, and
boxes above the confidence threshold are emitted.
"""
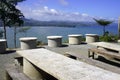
[81,37,85,41]
[37,40,46,46]
[93,18,113,26]
[93,18,113,36]
[0,0,25,48]
[0,0,24,27]
[63,39,68,43]
[6,0,25,5]
[99,32,118,42]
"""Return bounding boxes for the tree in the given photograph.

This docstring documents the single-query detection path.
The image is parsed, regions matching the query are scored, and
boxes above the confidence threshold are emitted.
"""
[0,0,25,48]
[9,8,24,48]
[118,17,120,39]
[93,18,113,36]
[6,0,25,5]
[0,29,3,38]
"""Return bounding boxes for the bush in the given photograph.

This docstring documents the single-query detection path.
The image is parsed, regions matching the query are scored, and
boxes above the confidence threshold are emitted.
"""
[63,39,68,43]
[99,32,118,42]
[37,40,46,46]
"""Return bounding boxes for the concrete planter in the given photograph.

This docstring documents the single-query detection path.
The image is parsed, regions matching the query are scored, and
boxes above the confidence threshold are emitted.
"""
[20,37,37,50]
[47,36,62,47]
[68,34,82,45]
[86,34,99,43]
[0,39,6,53]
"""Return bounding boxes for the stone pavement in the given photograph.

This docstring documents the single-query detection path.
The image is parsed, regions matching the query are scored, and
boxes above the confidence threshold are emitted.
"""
[45,43,120,74]
[0,43,120,80]
[17,48,120,80]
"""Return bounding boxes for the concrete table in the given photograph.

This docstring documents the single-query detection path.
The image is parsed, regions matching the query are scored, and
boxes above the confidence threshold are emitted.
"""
[17,48,120,80]
[20,37,37,50]
[47,36,62,47]
[86,34,99,43]
[68,34,82,45]
[0,39,6,53]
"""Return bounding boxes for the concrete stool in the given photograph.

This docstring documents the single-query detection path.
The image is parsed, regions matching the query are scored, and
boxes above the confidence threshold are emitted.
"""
[68,34,82,45]
[118,39,120,43]
[0,39,6,53]
[86,34,99,43]
[20,37,37,50]
[47,36,62,47]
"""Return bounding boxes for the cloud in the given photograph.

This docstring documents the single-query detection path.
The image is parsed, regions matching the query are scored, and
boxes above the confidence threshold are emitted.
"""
[17,5,94,22]
[82,13,89,17]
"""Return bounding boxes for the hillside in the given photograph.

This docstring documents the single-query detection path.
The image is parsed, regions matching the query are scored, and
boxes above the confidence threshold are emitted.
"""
[0,18,115,27]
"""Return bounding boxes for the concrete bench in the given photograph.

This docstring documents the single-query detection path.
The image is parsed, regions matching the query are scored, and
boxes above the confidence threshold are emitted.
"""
[19,37,37,50]
[85,34,99,43]
[65,52,120,74]
[88,48,120,60]
[47,36,62,47]
[17,48,120,80]
[68,34,82,45]
[89,42,120,61]
[0,39,6,53]
[92,42,120,53]
[5,64,31,80]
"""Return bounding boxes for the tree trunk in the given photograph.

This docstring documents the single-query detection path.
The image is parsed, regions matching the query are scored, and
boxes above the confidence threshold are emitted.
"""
[118,17,120,39]
[103,26,106,36]
[14,27,17,48]
[3,20,8,48]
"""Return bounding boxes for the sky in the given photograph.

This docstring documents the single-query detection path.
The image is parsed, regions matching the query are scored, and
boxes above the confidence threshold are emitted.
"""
[17,0,120,22]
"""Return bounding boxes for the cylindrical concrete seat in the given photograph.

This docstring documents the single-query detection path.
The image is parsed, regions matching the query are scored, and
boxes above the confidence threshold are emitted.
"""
[68,34,82,45]
[118,40,120,43]
[47,36,62,47]
[85,34,99,43]
[20,37,37,50]
[0,39,6,53]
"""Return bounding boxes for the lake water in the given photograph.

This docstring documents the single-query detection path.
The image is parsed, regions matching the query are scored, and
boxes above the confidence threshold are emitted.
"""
[0,24,118,48]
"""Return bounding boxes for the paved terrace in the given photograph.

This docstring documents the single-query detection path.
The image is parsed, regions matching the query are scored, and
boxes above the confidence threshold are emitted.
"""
[17,48,120,80]
[45,43,120,74]
[0,43,120,80]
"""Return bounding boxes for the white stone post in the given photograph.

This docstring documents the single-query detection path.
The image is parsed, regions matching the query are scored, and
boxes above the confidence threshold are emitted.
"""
[68,34,82,45]
[86,34,99,43]
[0,39,6,53]
[20,37,37,50]
[47,36,62,47]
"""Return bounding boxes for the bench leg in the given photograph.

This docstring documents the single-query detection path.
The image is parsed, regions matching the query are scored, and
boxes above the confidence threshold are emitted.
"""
[6,71,12,80]
[92,52,95,59]
[88,50,91,58]
[88,50,95,59]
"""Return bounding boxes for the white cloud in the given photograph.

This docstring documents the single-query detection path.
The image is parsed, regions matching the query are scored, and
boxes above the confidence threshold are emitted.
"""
[82,13,89,17]
[17,5,94,21]
[72,12,80,15]
[50,9,58,15]
[44,6,49,11]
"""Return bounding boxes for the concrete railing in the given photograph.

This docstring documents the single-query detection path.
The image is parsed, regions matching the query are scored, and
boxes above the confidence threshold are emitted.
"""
[19,37,37,50]
[68,34,82,45]
[47,36,62,47]
[0,39,6,53]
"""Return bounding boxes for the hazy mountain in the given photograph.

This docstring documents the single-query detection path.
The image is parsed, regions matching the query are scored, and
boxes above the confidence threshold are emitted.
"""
[0,18,116,27]
[23,18,97,27]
